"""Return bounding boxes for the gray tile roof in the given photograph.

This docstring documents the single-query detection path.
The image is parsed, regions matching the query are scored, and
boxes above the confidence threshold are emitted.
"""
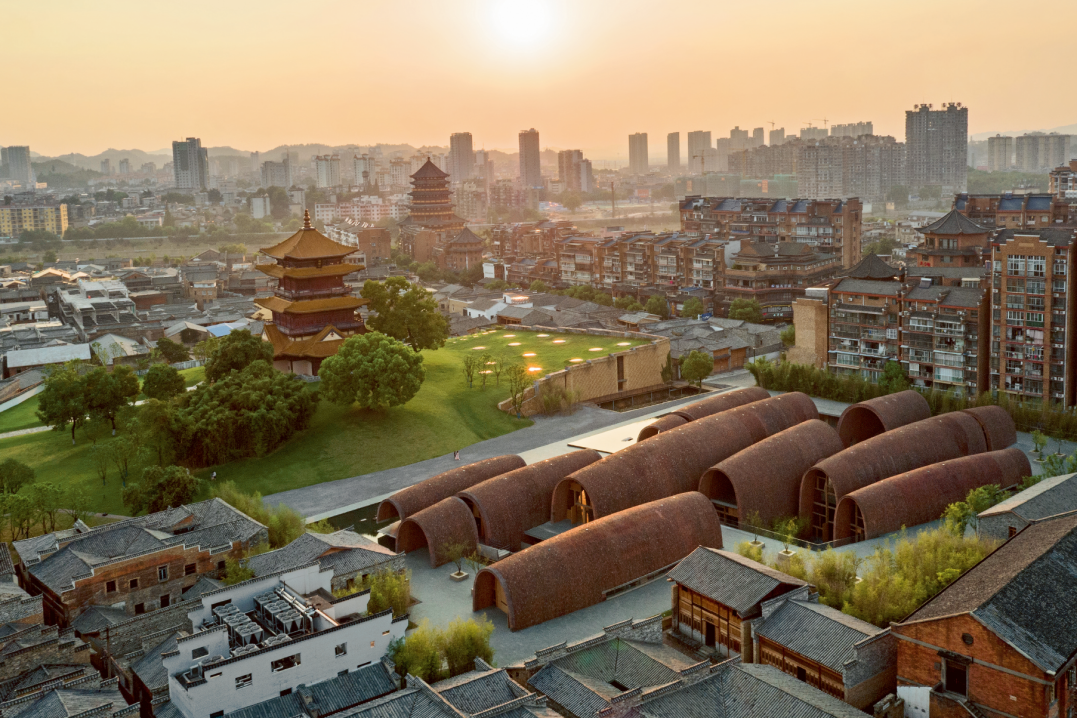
[979,472,1077,522]
[131,632,181,692]
[5,683,140,718]
[754,600,881,674]
[0,665,93,703]
[245,531,398,579]
[223,662,396,718]
[434,668,526,713]
[667,548,806,617]
[70,606,128,634]
[832,279,901,296]
[180,576,223,602]
[917,209,988,236]
[332,685,454,718]
[903,511,1077,673]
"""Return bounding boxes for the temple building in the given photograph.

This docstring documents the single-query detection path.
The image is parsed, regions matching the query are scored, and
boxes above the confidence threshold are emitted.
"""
[908,209,989,268]
[399,159,467,262]
[434,227,485,272]
[255,211,367,375]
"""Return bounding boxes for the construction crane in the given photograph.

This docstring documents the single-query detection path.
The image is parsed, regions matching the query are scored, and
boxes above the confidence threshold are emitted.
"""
[767,121,776,130]
[812,117,829,129]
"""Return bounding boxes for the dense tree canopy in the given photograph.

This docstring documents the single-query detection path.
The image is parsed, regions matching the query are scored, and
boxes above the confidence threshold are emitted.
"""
[172,360,318,467]
[361,277,449,352]
[680,297,705,319]
[204,329,274,382]
[644,294,670,319]
[728,298,764,323]
[37,362,88,443]
[84,365,140,431]
[142,364,186,401]
[0,459,35,495]
[156,337,191,363]
[679,350,714,387]
[123,465,201,515]
[318,332,425,410]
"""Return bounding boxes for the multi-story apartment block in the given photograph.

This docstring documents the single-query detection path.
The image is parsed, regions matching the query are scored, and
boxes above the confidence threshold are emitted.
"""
[792,136,906,203]
[628,133,648,175]
[830,121,873,138]
[989,227,1077,406]
[727,141,800,179]
[679,196,862,269]
[314,155,341,188]
[0,204,68,238]
[13,498,266,628]
[448,132,474,182]
[352,153,376,187]
[1050,160,1077,204]
[987,134,1014,171]
[492,220,576,257]
[557,150,586,193]
[1,146,34,186]
[1015,133,1072,173]
[905,102,968,192]
[721,241,841,321]
[827,278,904,384]
[519,128,541,188]
[898,284,987,395]
[769,127,786,146]
[172,138,208,191]
[954,193,1070,230]
[687,130,712,174]
[667,132,680,172]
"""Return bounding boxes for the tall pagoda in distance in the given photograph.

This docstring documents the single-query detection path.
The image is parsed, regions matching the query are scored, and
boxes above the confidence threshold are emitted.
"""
[255,211,367,375]
[399,158,466,261]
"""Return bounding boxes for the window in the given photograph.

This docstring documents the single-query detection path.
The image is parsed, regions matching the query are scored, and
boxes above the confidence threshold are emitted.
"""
[271,654,301,673]
[106,580,116,593]
[192,647,208,659]
[217,561,226,572]
[185,563,197,576]
[161,595,170,608]
[158,566,169,582]
[335,643,347,657]
[130,578,139,590]
[235,674,252,689]
[135,603,145,615]
[1009,526,1018,538]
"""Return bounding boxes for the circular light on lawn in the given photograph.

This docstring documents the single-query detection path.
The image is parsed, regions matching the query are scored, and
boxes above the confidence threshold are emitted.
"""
[503,334,515,337]
[569,358,583,363]
[479,370,493,374]
[522,352,536,357]
[617,342,631,346]
[537,333,550,337]
[473,346,486,350]
[508,342,521,346]
[528,366,543,372]
[589,347,604,352]
[552,339,566,344]
[485,361,496,365]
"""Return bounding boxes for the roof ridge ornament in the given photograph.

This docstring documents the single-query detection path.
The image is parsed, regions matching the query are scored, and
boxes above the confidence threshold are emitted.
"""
[303,210,312,230]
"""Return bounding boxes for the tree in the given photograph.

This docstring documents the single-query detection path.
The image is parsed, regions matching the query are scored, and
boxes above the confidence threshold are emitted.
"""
[506,364,530,418]
[222,559,255,585]
[37,361,88,444]
[28,483,65,533]
[615,295,643,312]
[478,353,493,389]
[728,298,764,323]
[364,570,412,618]
[136,399,174,466]
[318,332,426,410]
[780,325,795,347]
[173,361,318,468]
[461,354,480,389]
[529,280,549,293]
[660,352,674,385]
[644,294,669,319]
[123,465,202,515]
[441,616,495,677]
[415,262,440,283]
[943,484,1011,537]
[156,337,191,363]
[681,297,705,319]
[492,353,508,386]
[90,443,110,486]
[42,249,57,263]
[191,335,220,364]
[84,365,140,433]
[143,364,186,401]
[679,350,714,388]
[212,481,313,548]
[0,459,35,495]
[561,193,582,212]
[438,541,470,575]
[204,329,273,382]
[389,620,443,682]
[361,277,449,352]
[877,360,910,394]
[108,434,146,487]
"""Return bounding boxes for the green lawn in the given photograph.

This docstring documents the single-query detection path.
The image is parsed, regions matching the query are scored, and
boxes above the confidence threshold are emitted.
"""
[0,396,42,433]
[1,367,205,431]
[0,330,646,514]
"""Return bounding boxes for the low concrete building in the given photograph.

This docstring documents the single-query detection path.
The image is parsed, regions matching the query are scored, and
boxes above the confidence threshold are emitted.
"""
[245,530,403,592]
[2,342,91,379]
[978,472,1077,542]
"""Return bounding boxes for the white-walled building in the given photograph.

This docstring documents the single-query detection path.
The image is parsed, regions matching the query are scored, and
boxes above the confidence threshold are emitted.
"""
[250,196,271,219]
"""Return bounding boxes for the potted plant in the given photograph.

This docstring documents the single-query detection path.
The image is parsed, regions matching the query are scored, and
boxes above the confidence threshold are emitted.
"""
[742,510,765,550]
[1053,433,1067,458]
[464,552,485,596]
[438,541,470,582]
[1032,430,1048,463]
[773,517,805,571]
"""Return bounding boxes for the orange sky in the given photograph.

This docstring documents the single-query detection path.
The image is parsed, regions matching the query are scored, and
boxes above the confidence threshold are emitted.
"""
[5,0,1075,159]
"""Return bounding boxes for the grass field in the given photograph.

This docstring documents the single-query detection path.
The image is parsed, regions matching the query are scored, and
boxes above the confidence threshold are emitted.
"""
[0,331,645,514]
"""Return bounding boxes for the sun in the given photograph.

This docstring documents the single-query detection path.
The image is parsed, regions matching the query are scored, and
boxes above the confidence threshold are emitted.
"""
[487,0,555,48]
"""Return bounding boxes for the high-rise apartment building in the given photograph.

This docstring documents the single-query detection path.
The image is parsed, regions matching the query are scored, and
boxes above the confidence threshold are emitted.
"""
[519,128,542,188]
[353,154,377,187]
[667,132,680,172]
[260,160,289,188]
[314,155,341,188]
[628,133,648,175]
[1015,133,1073,173]
[449,132,474,182]
[118,158,130,175]
[172,138,208,190]
[249,151,260,174]
[905,103,968,192]
[687,131,712,174]
[752,127,765,148]
[1,146,33,186]
[556,150,594,194]
[988,135,1014,172]
[1050,161,1077,203]
[769,128,786,146]
[794,136,906,204]
[830,122,874,138]
[801,126,829,141]
[0,205,68,239]
[100,159,111,175]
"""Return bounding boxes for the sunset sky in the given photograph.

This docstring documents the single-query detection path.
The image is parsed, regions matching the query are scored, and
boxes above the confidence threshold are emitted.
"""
[5,0,1075,159]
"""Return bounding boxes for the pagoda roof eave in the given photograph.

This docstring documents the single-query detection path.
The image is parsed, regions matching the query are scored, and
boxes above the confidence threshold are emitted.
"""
[255,295,368,314]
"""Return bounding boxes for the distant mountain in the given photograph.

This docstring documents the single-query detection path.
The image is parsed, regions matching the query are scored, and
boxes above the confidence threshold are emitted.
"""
[40,148,172,171]
[971,122,1077,141]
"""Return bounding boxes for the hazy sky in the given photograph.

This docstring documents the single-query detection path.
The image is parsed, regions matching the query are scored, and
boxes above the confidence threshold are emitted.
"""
[5,0,1075,159]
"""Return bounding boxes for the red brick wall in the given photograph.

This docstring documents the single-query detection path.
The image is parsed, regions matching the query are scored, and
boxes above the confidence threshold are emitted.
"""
[895,614,1058,717]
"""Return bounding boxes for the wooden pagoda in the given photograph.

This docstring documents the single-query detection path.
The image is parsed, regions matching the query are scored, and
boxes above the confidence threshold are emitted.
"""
[254,211,367,374]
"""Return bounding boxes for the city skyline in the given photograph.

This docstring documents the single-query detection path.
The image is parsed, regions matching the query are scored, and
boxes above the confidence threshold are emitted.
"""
[4,0,1075,159]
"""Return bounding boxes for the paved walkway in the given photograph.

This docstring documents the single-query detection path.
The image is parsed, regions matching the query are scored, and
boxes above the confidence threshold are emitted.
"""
[0,426,50,440]
[264,390,726,520]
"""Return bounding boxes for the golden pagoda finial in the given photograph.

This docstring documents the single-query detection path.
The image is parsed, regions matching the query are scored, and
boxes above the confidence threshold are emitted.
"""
[303,209,312,230]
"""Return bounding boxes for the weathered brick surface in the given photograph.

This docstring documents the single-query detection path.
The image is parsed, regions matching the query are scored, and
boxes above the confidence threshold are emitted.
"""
[81,602,193,657]
[0,625,91,681]
[0,593,43,625]
[789,298,829,369]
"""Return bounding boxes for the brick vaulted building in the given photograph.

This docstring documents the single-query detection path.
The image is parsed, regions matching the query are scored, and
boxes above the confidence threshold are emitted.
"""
[13,499,266,628]
[892,511,1077,718]
[255,211,368,375]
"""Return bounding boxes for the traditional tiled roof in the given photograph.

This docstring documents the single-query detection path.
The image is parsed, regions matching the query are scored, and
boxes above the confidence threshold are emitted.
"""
[447,228,484,245]
[474,493,722,631]
[410,159,449,180]
[223,662,397,718]
[254,295,365,315]
[70,606,129,634]
[668,548,806,617]
[2,680,140,718]
[180,576,223,602]
[246,530,397,578]
[917,209,989,236]
[0,665,93,703]
[833,448,1031,541]
[901,512,1077,674]
[131,631,181,692]
[256,263,359,280]
[755,600,884,674]
[844,253,899,280]
[434,666,527,713]
[832,278,902,296]
[979,472,1077,522]
[263,324,351,360]
[260,222,355,261]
